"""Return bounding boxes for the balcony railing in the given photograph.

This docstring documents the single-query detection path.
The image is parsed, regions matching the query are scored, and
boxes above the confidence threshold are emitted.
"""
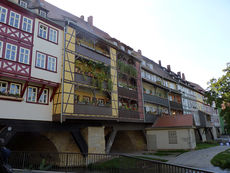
[145,113,159,123]
[75,104,112,116]
[75,73,108,89]
[143,93,169,107]
[118,87,138,100]
[76,44,110,65]
[170,101,183,111]
[119,109,140,120]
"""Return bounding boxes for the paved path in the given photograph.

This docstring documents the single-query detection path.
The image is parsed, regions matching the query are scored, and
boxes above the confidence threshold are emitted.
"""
[168,146,230,173]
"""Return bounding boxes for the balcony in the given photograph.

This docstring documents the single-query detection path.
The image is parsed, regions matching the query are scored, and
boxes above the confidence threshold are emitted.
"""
[75,104,112,116]
[118,87,138,100]
[143,93,169,107]
[75,44,110,65]
[119,109,140,121]
[198,111,206,127]
[75,73,108,89]
[0,59,30,77]
[145,113,159,124]
[170,101,183,111]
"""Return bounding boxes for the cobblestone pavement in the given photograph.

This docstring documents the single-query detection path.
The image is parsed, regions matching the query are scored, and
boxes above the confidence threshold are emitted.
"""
[168,146,230,173]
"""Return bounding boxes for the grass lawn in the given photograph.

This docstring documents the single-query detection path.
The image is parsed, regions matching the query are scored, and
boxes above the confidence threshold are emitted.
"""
[195,142,219,150]
[144,150,188,156]
[211,149,230,169]
[89,156,167,169]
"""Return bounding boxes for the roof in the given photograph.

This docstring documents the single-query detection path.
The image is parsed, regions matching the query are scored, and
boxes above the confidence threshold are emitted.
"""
[188,81,205,94]
[152,114,194,128]
[42,1,111,39]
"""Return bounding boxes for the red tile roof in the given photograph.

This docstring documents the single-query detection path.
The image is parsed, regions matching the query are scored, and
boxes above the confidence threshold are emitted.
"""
[153,114,194,128]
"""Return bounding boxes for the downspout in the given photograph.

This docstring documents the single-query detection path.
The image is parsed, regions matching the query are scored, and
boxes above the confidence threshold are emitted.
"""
[167,89,171,115]
[60,22,68,123]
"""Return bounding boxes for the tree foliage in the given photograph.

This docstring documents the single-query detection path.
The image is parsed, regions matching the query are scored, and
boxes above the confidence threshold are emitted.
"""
[205,63,230,128]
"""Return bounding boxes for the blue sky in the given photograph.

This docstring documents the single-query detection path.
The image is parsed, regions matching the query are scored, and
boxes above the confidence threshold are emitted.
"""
[46,0,230,89]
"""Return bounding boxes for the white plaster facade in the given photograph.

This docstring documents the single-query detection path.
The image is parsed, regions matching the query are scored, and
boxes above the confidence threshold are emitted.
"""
[31,18,63,83]
[146,128,196,150]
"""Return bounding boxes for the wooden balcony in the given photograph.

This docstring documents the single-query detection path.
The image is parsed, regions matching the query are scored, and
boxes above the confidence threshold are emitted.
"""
[170,101,183,111]
[143,93,169,107]
[0,59,30,77]
[145,113,159,124]
[118,109,140,121]
[75,104,112,116]
[76,44,110,65]
[75,73,108,89]
[118,87,138,100]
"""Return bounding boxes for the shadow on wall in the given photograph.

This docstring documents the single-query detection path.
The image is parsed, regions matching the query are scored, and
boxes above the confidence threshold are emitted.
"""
[110,130,146,153]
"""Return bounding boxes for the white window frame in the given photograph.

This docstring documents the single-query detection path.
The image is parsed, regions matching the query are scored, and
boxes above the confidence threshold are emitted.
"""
[19,47,30,64]
[168,131,177,144]
[36,52,46,69]
[0,81,8,93]
[22,16,33,33]
[47,56,56,72]
[19,0,28,8]
[0,41,3,58]
[27,86,37,102]
[9,83,21,95]
[0,6,7,23]
[5,43,17,61]
[39,10,47,18]
[49,28,57,43]
[39,24,48,39]
[9,11,21,28]
[39,89,48,104]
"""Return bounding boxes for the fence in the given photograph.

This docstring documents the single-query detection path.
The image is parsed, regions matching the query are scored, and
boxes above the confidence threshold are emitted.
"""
[8,152,214,173]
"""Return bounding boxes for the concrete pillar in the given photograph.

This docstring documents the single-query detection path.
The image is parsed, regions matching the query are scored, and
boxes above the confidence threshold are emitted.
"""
[199,128,207,142]
[212,127,217,140]
[87,127,105,154]
[105,129,117,154]
[188,129,196,149]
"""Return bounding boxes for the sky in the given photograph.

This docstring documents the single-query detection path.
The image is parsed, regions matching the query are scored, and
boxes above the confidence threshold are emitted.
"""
[46,0,230,89]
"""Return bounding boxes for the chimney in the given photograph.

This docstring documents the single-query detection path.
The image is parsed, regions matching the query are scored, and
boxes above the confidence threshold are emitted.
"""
[87,16,93,26]
[80,15,84,20]
[177,72,181,78]
[159,60,161,66]
[182,73,185,80]
[138,49,142,55]
[167,65,171,71]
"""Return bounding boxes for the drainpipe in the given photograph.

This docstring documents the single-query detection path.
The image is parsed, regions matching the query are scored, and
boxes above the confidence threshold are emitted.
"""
[60,22,68,124]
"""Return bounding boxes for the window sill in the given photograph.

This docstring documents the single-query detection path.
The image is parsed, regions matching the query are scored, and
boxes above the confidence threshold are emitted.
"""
[0,95,24,102]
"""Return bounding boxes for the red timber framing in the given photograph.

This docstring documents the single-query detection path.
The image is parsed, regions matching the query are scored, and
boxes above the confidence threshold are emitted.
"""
[20,81,28,97]
[37,84,45,102]
[50,86,58,102]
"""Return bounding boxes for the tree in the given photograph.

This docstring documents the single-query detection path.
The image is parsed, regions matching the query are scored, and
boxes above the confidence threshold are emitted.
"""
[205,63,230,130]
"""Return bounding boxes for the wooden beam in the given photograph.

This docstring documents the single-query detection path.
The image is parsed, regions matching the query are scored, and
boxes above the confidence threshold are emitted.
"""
[20,81,28,98]
[37,84,45,102]
[50,86,58,102]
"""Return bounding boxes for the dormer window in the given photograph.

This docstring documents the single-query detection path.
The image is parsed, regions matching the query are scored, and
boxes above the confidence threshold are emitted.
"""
[128,49,132,54]
[39,10,47,18]
[120,45,125,51]
[19,0,28,8]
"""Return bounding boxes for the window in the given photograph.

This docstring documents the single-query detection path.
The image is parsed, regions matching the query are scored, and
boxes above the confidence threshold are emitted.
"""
[83,96,90,104]
[22,17,32,33]
[47,56,56,72]
[39,89,48,104]
[19,0,28,8]
[39,10,47,18]
[168,131,177,144]
[0,41,3,58]
[0,6,7,23]
[39,24,48,39]
[9,11,21,28]
[36,52,46,69]
[49,28,57,43]
[27,87,37,102]
[19,47,30,64]
[98,99,104,106]
[9,83,20,95]
[0,81,7,93]
[5,43,17,61]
